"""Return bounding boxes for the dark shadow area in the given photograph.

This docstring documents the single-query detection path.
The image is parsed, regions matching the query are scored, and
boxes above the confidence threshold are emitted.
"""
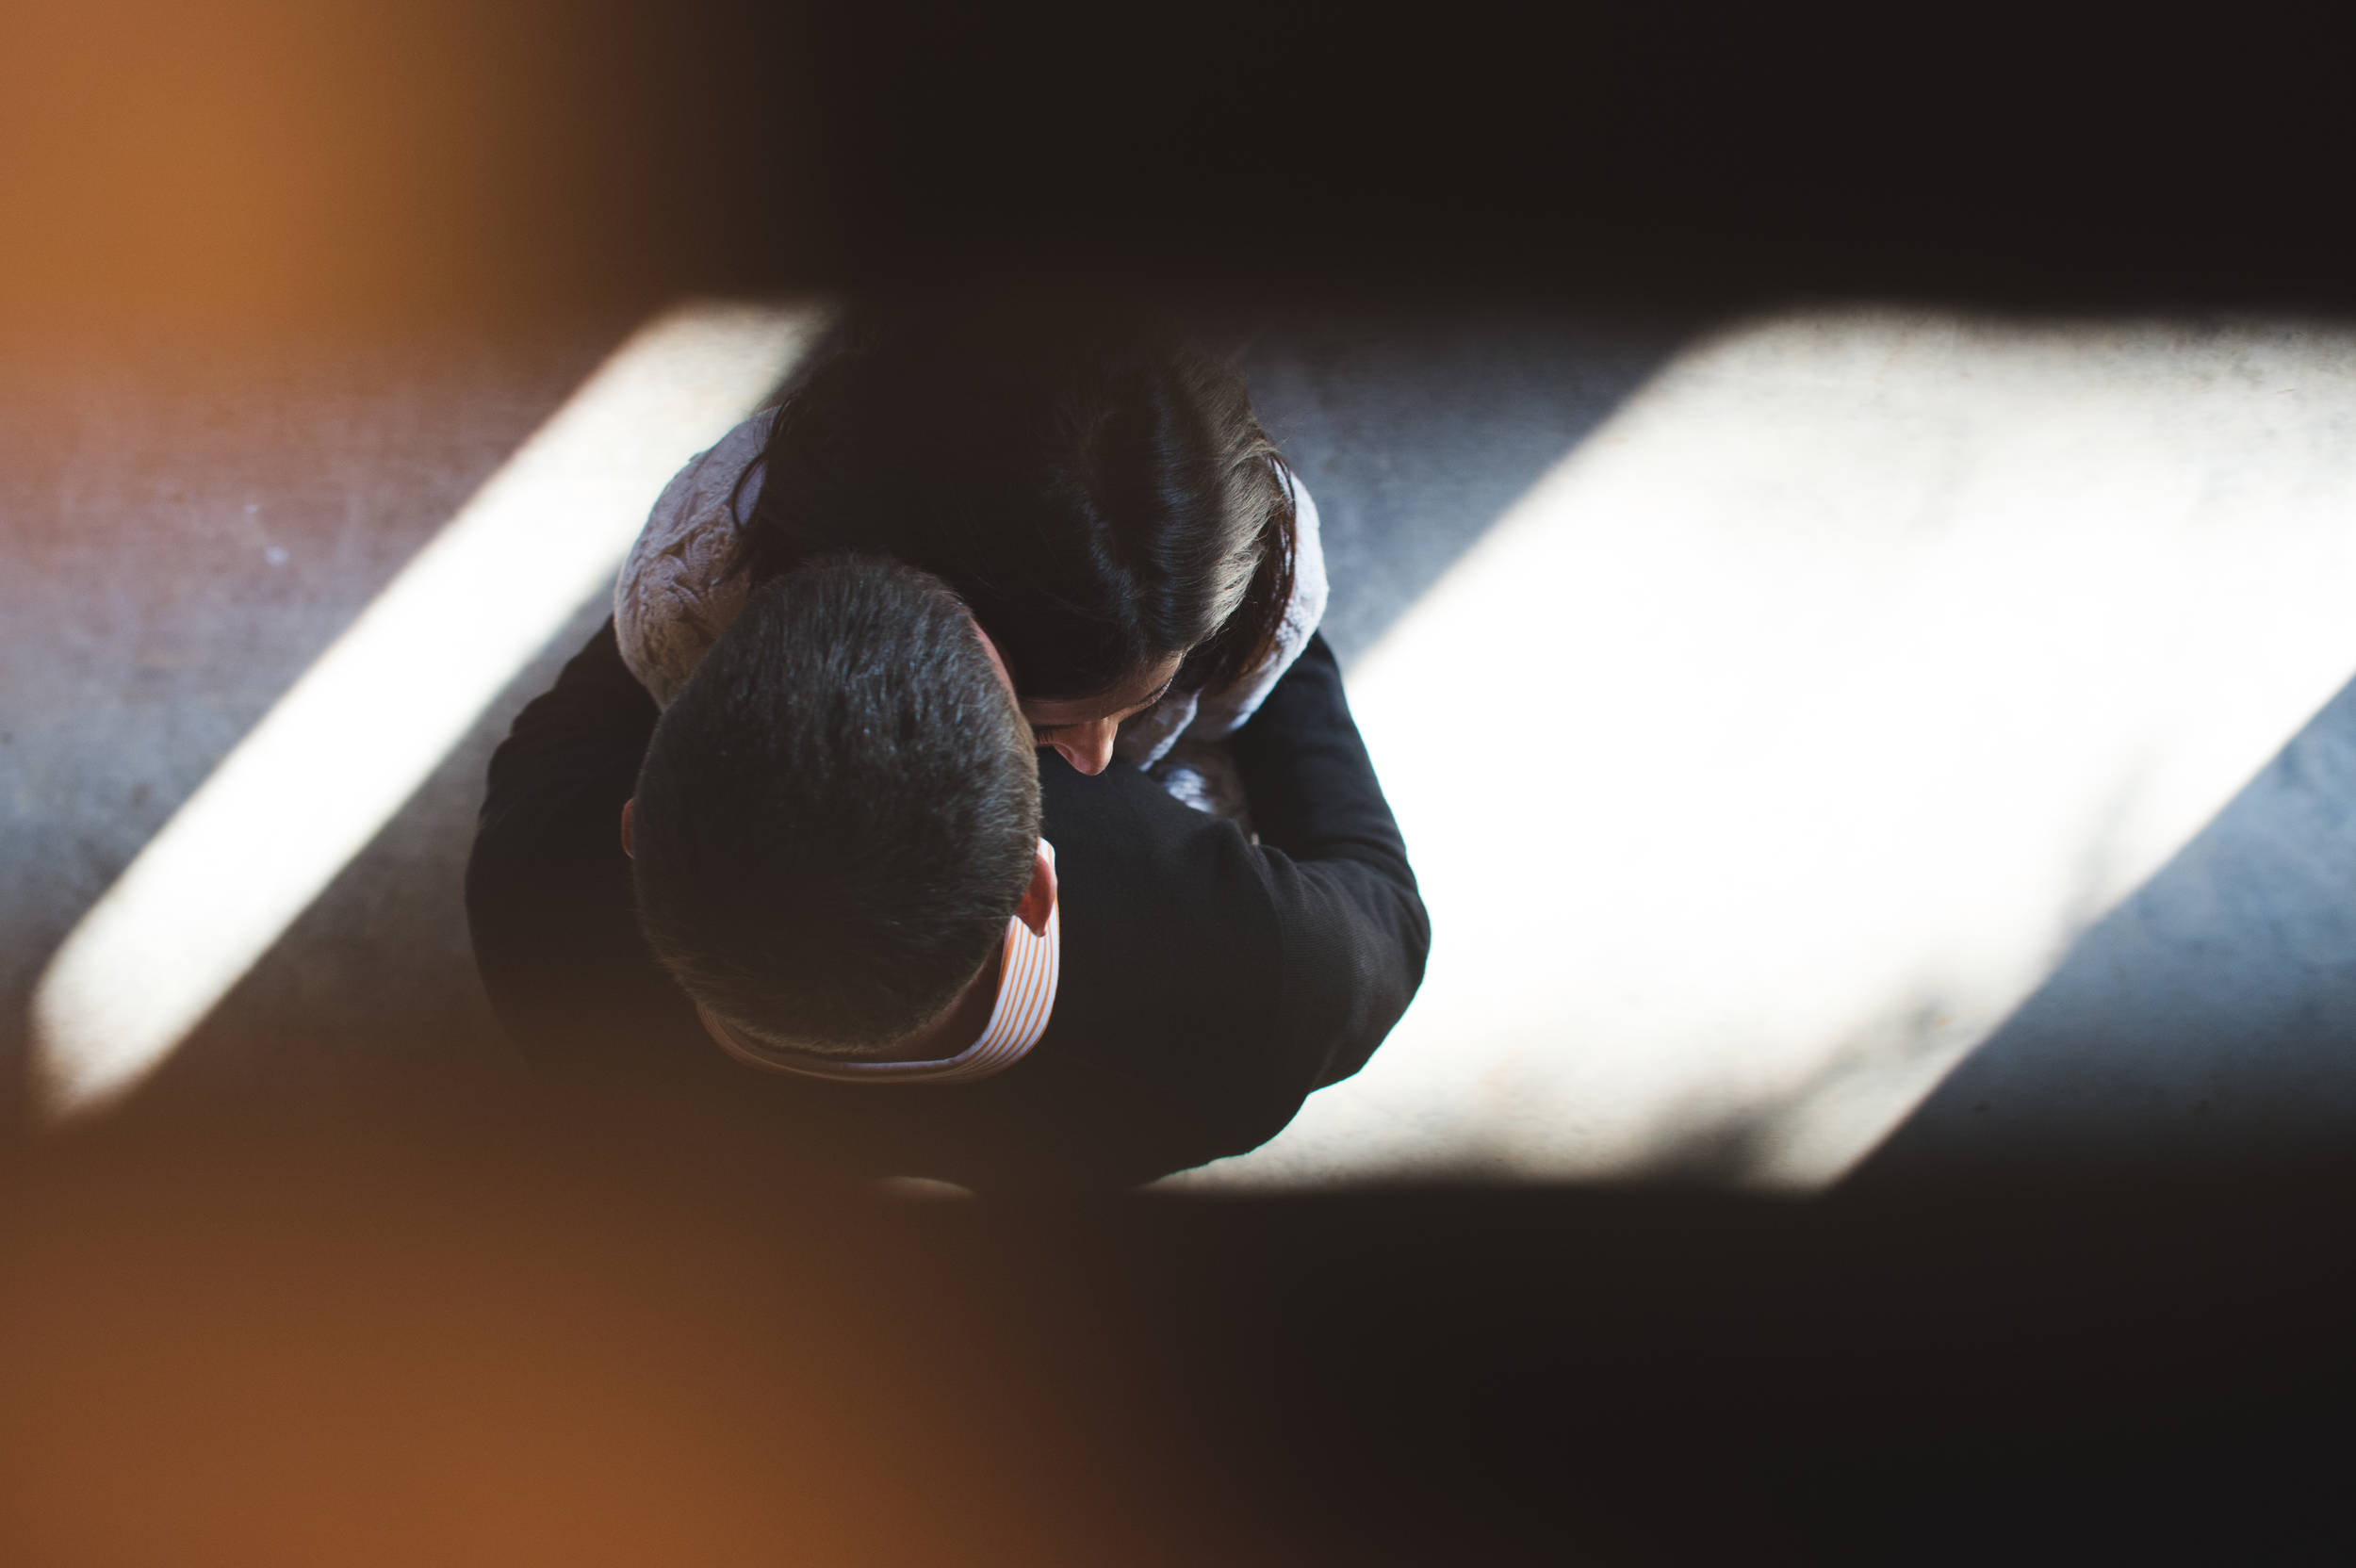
[4,1116,2348,1562]
[802,5,2356,318]
[8,6,2355,333]
[1859,669,2356,1183]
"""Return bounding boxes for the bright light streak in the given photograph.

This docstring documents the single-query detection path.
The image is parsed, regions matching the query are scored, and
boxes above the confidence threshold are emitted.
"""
[1166,309,2356,1194]
[31,300,824,1122]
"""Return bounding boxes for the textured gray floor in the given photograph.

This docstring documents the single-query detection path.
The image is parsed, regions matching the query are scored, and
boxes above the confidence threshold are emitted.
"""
[6,300,2355,1176]
[0,320,632,1133]
[1862,669,2356,1178]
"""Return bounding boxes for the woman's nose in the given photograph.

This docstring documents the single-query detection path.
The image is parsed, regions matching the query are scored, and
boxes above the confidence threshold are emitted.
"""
[1050,719,1119,776]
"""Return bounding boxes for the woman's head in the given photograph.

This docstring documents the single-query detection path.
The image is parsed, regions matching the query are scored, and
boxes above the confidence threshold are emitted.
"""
[729,295,1296,757]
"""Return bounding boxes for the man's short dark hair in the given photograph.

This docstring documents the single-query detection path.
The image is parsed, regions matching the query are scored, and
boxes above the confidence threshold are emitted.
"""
[630,554,1041,1055]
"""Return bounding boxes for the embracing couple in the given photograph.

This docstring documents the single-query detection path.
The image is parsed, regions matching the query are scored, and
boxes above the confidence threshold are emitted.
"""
[466,299,1428,1192]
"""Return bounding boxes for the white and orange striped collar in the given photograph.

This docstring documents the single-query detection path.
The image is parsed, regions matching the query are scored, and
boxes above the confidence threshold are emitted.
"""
[695,841,1059,1086]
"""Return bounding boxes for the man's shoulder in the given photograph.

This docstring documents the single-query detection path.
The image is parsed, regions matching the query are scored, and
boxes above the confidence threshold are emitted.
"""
[1039,755,1282,961]
[1032,756,1295,1116]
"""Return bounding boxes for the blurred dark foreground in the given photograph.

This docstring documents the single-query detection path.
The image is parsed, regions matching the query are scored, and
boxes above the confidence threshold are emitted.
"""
[7,2,2354,337]
[0,1107,2346,1566]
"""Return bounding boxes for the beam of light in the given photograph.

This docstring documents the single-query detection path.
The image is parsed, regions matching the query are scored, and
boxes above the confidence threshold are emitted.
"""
[30,300,825,1123]
[1164,308,2356,1195]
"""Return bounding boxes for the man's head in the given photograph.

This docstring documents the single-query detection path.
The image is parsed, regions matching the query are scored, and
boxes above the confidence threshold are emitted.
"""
[629,554,1042,1056]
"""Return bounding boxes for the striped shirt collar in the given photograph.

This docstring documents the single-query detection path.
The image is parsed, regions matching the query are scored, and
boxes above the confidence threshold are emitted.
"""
[695,841,1059,1086]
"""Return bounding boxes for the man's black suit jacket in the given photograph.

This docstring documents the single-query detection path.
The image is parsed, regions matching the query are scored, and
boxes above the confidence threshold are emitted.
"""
[466,624,1428,1191]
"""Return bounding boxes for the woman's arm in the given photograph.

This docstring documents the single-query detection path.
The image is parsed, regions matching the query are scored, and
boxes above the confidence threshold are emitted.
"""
[466,621,667,1082]
[1229,632,1429,1090]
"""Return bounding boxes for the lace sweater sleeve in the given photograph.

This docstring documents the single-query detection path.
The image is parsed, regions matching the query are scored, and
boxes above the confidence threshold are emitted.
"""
[613,412,776,708]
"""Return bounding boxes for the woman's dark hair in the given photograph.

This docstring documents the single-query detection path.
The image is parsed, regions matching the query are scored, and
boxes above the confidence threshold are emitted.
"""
[726,297,1297,702]
[632,555,1041,1055]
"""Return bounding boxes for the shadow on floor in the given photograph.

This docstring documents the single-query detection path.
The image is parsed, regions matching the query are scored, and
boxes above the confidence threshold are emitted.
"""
[119,596,617,1127]
[1857,665,2356,1182]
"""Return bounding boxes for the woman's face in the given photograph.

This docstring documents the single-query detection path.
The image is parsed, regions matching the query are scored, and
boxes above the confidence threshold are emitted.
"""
[1020,656,1184,776]
[967,615,1181,776]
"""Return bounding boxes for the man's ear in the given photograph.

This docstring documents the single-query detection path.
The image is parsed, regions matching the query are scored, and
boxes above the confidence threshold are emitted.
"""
[620,798,634,859]
[1014,841,1055,938]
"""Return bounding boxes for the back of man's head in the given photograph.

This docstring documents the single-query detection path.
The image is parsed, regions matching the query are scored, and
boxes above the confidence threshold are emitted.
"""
[630,554,1041,1056]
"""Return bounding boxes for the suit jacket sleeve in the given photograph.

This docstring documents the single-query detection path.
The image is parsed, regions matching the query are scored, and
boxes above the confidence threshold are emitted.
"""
[1229,633,1431,1095]
[466,620,672,1087]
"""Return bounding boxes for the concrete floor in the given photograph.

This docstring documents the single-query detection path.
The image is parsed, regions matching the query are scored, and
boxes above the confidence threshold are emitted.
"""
[0,319,628,1131]
[7,298,2356,1183]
